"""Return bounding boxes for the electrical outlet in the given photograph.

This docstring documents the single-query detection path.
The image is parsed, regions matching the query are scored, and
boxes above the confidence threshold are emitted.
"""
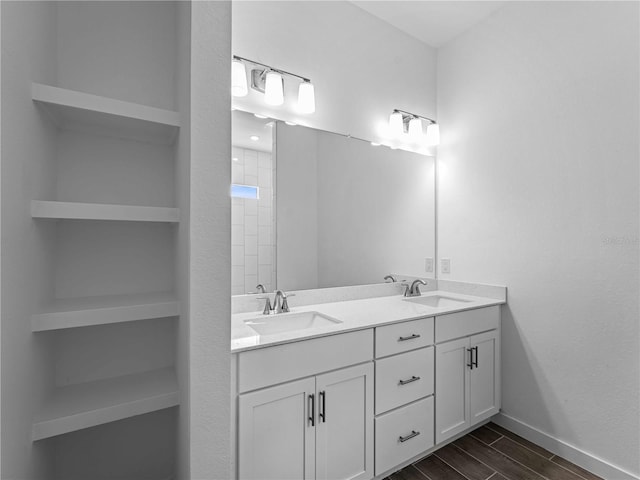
[441,258,451,274]
[424,257,434,273]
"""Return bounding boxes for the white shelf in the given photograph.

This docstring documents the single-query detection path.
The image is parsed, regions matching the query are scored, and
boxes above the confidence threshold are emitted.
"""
[31,200,179,223]
[32,368,179,441]
[32,83,180,145]
[32,292,179,332]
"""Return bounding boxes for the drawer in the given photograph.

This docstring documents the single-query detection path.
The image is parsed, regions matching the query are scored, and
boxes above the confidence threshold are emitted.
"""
[375,347,433,414]
[238,329,373,392]
[435,306,500,343]
[375,397,434,476]
[376,317,434,358]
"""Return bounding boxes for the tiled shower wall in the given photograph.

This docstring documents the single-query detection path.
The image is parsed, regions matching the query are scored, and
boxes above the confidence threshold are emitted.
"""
[231,146,275,295]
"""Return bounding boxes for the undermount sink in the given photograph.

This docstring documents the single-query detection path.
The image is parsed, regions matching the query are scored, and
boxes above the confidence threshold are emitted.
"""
[404,295,473,308]
[244,311,342,336]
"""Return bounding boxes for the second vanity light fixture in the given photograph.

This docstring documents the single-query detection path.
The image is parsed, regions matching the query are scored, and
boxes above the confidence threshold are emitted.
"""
[389,109,440,146]
[232,55,316,114]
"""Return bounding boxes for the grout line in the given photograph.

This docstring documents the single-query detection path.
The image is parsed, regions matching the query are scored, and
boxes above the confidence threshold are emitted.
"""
[433,451,483,480]
[486,473,498,480]
[485,424,554,460]
[549,455,602,480]
[488,434,504,446]
[410,464,433,480]
[451,440,549,480]
[486,426,597,480]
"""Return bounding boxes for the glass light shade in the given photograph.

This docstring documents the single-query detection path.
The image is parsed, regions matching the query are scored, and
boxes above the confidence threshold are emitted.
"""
[264,71,284,106]
[297,81,316,114]
[426,123,440,146]
[231,60,248,97]
[408,117,423,140]
[389,112,404,137]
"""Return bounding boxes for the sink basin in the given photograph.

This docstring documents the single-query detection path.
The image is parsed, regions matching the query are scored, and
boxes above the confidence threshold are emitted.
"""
[404,295,473,308]
[244,311,342,336]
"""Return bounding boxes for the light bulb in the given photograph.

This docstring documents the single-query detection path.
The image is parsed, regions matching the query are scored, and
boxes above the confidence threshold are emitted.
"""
[264,71,284,106]
[297,81,316,114]
[231,60,248,97]
[389,111,404,138]
[426,123,440,146]
[409,117,423,140]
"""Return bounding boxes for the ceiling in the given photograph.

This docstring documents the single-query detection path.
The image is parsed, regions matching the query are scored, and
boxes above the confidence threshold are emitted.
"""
[350,1,507,48]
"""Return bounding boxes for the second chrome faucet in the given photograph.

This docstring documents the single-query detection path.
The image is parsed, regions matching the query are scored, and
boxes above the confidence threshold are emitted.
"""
[258,290,295,314]
[403,279,428,297]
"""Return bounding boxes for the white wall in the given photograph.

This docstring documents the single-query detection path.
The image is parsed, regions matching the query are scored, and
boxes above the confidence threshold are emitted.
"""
[186,2,231,479]
[1,2,58,477]
[437,2,639,477]
[232,1,436,146]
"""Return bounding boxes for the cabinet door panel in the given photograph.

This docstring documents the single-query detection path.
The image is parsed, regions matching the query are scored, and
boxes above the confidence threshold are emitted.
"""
[239,377,316,480]
[435,337,470,444]
[316,363,374,480]
[469,330,500,423]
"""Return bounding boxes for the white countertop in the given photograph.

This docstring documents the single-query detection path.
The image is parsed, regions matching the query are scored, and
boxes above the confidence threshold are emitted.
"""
[231,290,505,352]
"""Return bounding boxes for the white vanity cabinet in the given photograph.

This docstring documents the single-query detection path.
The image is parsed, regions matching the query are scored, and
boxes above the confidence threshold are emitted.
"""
[435,306,501,444]
[236,330,374,480]
[374,317,435,475]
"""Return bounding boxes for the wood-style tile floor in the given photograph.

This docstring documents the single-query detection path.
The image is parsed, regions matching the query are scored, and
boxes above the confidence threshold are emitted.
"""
[385,423,603,480]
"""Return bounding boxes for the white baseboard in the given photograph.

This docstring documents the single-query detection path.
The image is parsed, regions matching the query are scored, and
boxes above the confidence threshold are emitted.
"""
[493,413,639,480]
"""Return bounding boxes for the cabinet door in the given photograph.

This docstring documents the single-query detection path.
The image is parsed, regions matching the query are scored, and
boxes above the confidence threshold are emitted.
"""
[238,377,316,480]
[435,337,470,443]
[315,363,374,480]
[469,329,500,423]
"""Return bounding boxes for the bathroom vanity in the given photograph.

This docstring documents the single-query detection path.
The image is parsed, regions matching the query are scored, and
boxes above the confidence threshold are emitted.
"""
[231,284,505,480]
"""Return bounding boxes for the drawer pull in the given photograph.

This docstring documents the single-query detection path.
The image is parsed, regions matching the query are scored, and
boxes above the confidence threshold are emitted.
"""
[398,333,421,342]
[398,375,421,386]
[399,430,420,443]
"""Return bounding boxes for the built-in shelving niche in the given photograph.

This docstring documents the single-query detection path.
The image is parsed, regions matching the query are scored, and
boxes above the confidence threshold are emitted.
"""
[4,2,189,478]
[20,5,186,479]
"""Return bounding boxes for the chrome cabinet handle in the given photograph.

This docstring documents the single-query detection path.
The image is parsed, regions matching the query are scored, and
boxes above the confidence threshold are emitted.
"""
[399,430,420,443]
[398,375,421,386]
[467,347,474,369]
[398,334,420,342]
[308,394,315,427]
[473,346,479,368]
[319,390,326,423]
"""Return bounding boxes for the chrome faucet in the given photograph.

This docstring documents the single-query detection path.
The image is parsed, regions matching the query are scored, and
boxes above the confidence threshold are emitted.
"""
[383,275,397,283]
[259,290,295,315]
[255,284,266,294]
[273,290,294,313]
[404,279,428,297]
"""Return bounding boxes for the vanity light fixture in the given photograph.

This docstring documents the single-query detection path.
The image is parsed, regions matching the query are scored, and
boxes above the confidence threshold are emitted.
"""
[231,59,248,97]
[264,71,284,106]
[389,109,440,146]
[232,55,315,113]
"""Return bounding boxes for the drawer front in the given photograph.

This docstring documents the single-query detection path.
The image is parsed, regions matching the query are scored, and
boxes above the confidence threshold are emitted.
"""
[238,329,373,393]
[376,317,434,358]
[375,347,434,414]
[435,306,500,343]
[375,397,434,476]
